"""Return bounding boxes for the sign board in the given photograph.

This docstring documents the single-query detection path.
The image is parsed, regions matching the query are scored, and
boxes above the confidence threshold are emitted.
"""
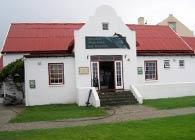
[29,80,36,89]
[137,67,143,75]
[86,37,127,49]
[79,67,89,75]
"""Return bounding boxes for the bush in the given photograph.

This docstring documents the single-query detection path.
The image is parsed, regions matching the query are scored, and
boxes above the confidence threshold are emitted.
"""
[0,59,24,105]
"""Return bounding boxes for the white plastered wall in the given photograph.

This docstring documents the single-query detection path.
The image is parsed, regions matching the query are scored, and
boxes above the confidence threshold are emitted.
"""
[24,57,76,106]
[74,5,137,90]
[135,56,195,99]
[3,53,26,66]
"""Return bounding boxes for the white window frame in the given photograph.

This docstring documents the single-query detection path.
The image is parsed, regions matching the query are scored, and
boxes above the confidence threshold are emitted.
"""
[102,22,109,30]
[48,63,64,85]
[179,60,185,68]
[164,60,170,68]
[144,61,158,80]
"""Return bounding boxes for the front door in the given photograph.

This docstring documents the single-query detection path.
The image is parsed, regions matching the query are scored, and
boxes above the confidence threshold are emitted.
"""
[91,60,123,90]
[114,61,123,89]
[99,61,115,90]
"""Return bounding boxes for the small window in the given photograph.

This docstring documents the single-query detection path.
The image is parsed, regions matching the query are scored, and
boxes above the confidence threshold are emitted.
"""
[102,23,109,30]
[168,22,176,31]
[48,63,64,85]
[179,60,185,67]
[164,60,170,68]
[145,61,158,80]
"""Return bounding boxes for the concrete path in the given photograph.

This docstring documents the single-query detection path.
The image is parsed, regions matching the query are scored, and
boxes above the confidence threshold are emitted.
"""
[0,104,24,127]
[0,105,195,131]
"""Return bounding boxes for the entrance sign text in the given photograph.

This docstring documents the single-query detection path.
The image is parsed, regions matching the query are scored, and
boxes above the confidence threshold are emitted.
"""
[86,37,128,49]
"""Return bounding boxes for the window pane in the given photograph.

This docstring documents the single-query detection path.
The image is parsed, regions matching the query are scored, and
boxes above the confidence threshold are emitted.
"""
[145,61,157,80]
[49,63,64,85]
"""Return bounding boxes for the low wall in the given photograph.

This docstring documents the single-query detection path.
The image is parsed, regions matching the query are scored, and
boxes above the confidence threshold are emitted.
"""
[135,82,195,99]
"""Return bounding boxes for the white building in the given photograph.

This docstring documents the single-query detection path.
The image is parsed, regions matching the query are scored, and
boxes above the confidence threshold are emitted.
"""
[1,6,195,107]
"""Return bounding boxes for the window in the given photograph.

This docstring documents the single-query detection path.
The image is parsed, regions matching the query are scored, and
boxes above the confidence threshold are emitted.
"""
[48,63,64,85]
[116,61,122,86]
[145,61,158,80]
[164,60,170,68]
[168,22,176,31]
[179,60,185,67]
[102,23,109,30]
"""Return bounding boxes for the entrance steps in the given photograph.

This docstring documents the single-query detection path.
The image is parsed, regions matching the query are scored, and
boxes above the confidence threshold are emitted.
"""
[98,90,138,106]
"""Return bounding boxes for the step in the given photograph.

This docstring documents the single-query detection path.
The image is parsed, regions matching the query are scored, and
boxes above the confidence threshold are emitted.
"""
[98,90,138,106]
[101,100,138,106]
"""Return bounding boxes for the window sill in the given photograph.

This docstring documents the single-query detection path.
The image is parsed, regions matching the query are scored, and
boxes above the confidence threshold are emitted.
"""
[145,79,158,83]
[49,84,64,87]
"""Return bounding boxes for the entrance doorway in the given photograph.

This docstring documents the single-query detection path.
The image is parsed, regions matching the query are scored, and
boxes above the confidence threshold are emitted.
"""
[99,61,115,90]
[91,55,124,90]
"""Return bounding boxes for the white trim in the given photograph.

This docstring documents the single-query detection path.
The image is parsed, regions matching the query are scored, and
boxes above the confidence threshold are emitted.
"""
[115,61,123,89]
[91,62,100,90]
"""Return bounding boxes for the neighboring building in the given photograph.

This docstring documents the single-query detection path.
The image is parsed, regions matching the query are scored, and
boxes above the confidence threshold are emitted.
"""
[158,14,194,37]
[1,5,195,106]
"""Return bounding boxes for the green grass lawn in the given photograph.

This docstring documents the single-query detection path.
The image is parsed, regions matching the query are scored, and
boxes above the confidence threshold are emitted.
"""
[144,96,195,109]
[1,114,195,140]
[10,104,107,123]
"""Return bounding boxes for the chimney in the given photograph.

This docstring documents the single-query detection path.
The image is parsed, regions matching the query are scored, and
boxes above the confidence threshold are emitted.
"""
[138,17,145,25]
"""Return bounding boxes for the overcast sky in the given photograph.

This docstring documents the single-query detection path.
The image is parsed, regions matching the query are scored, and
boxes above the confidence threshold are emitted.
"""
[0,0,195,49]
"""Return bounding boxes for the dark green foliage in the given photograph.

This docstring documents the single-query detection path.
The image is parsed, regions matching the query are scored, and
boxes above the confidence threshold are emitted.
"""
[0,59,24,83]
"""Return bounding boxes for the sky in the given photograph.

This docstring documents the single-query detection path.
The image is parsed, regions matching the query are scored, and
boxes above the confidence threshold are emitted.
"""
[0,0,195,49]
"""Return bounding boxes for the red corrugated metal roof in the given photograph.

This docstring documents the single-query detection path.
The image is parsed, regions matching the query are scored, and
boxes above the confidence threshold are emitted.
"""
[2,23,84,53]
[2,23,194,54]
[127,24,193,53]
[182,37,195,52]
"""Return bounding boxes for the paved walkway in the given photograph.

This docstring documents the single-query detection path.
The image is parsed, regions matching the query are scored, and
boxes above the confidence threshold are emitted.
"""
[0,105,24,127]
[0,105,195,131]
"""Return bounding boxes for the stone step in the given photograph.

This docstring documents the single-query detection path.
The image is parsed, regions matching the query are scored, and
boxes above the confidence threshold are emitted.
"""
[100,100,138,106]
[99,94,134,99]
[98,90,138,106]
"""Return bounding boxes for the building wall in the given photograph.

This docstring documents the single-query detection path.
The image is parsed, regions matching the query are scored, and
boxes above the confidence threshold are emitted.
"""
[137,56,195,84]
[74,5,137,90]
[135,56,195,99]
[3,53,26,66]
[158,14,194,37]
[24,57,76,106]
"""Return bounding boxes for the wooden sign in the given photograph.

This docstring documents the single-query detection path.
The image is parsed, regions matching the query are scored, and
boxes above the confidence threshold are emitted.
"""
[79,67,89,75]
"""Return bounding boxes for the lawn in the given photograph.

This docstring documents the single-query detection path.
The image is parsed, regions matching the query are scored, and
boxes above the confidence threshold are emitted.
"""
[10,104,107,123]
[144,96,195,109]
[1,114,195,140]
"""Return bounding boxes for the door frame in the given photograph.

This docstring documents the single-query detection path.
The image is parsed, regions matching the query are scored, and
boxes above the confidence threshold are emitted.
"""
[91,59,124,90]
[91,61,100,90]
[114,61,124,89]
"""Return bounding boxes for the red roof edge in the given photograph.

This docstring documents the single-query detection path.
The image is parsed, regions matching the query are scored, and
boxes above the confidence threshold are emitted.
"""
[137,50,195,56]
